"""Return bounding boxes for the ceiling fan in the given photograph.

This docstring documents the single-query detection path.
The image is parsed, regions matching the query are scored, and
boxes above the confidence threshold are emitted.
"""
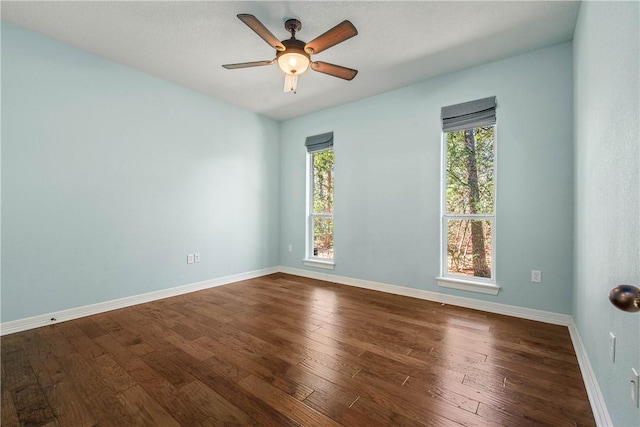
[222,14,358,93]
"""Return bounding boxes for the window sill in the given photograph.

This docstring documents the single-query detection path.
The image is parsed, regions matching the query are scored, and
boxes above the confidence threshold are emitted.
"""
[436,277,500,295]
[303,259,335,270]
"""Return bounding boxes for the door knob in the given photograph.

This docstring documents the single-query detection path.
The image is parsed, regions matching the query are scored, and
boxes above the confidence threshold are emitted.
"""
[609,285,640,312]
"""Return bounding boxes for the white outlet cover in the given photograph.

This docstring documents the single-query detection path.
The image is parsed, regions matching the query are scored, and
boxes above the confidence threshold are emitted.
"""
[531,270,541,283]
[194,253,201,262]
[187,254,194,264]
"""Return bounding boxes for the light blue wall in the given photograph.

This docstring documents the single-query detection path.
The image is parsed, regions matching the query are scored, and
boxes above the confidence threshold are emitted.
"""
[573,2,640,426]
[1,23,281,323]
[280,43,575,314]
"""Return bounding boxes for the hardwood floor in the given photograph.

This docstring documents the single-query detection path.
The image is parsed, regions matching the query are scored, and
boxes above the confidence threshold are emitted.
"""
[1,273,595,426]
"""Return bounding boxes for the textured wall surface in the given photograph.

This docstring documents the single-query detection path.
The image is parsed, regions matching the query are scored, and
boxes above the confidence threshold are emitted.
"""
[1,23,281,322]
[573,2,640,426]
[280,43,575,314]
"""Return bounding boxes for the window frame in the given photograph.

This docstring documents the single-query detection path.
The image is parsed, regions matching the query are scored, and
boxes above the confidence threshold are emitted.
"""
[304,148,335,270]
[437,125,500,295]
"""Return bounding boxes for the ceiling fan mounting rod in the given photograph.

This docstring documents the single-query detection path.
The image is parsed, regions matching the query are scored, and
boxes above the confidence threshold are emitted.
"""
[284,19,302,39]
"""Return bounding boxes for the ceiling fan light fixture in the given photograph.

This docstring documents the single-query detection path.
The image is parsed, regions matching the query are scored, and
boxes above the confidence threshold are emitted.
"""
[276,40,310,75]
[277,52,310,75]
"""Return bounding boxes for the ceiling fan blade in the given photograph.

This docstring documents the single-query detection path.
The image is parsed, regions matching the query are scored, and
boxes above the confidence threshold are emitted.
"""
[222,60,275,69]
[304,20,357,55]
[237,14,285,52]
[311,61,358,80]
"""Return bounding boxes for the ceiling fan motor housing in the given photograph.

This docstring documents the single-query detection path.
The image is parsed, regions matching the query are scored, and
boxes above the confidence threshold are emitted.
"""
[276,38,311,75]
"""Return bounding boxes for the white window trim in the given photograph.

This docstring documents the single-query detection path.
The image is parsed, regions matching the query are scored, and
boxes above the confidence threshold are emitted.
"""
[436,276,500,295]
[438,126,498,294]
[303,259,335,270]
[304,149,334,267]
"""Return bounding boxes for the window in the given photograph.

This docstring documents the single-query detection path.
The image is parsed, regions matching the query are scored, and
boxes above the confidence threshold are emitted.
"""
[304,132,335,269]
[437,97,499,295]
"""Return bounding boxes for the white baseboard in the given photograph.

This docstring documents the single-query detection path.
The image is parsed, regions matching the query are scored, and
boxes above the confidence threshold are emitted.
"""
[0,266,279,336]
[568,321,613,427]
[279,266,572,326]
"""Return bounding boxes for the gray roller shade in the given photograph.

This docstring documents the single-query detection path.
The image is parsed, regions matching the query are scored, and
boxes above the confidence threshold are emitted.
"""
[305,132,333,153]
[441,96,497,132]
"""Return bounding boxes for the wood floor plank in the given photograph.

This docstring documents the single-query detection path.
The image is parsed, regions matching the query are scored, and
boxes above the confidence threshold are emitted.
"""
[25,331,67,390]
[348,395,436,427]
[12,382,58,426]
[286,364,358,408]
[2,337,36,392]
[476,401,577,427]
[126,358,212,425]
[73,317,109,340]
[313,323,414,357]
[461,370,595,424]
[140,350,197,388]
[42,381,97,427]
[93,332,144,372]
[195,334,314,401]
[297,352,474,426]
[91,353,137,393]
[352,366,485,425]
[164,332,214,361]
[179,379,255,425]
[1,388,20,426]
[360,368,480,414]
[38,336,141,425]
[407,370,594,427]
[95,314,155,357]
[238,374,341,427]
[57,323,107,360]
[276,328,413,387]
[300,389,356,425]
[200,351,251,383]
[271,325,363,358]
[188,365,301,427]
[117,384,181,426]
[0,273,595,426]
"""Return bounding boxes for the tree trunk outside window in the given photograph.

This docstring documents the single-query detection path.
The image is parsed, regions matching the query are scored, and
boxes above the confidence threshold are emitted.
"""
[464,129,491,277]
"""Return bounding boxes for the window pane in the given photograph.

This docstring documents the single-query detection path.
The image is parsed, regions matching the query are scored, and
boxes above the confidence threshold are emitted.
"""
[313,150,334,214]
[312,217,333,259]
[446,126,494,215]
[446,219,492,278]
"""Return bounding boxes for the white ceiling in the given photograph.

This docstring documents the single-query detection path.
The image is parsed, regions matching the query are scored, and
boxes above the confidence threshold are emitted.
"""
[1,1,580,121]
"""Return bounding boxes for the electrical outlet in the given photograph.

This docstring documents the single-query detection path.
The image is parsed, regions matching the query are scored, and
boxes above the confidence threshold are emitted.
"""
[632,368,639,407]
[609,332,616,363]
[187,254,194,264]
[531,270,541,283]
[288,244,293,252]
[194,253,201,263]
